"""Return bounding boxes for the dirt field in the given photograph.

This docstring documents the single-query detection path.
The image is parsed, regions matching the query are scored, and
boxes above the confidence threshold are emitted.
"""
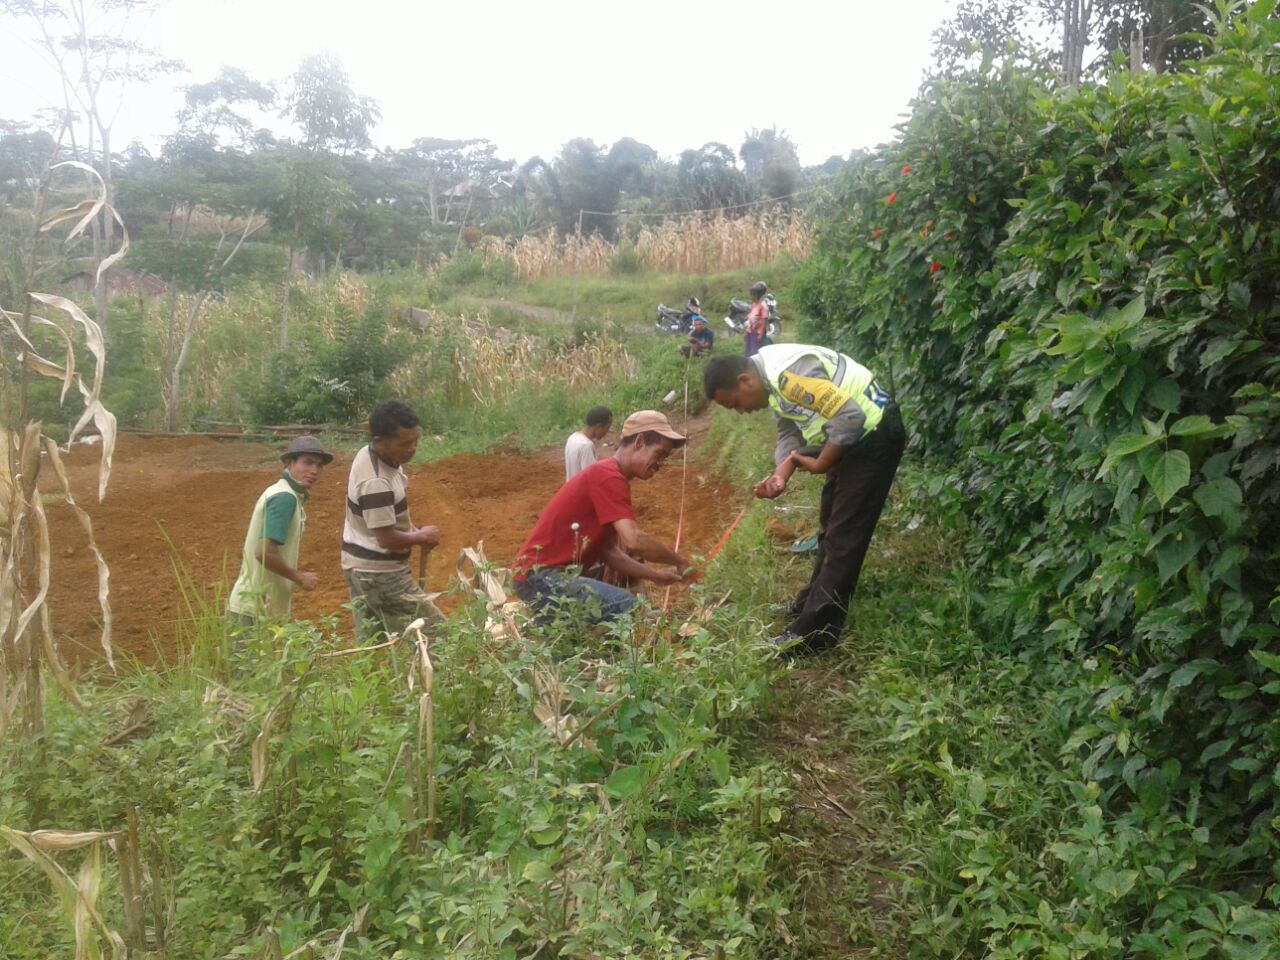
[42,432,739,664]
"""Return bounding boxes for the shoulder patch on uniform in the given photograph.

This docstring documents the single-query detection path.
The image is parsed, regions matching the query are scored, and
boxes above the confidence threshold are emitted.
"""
[778,372,851,419]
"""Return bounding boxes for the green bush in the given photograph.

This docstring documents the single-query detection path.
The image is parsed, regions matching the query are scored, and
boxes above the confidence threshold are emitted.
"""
[435,249,517,290]
[794,2,1280,954]
[609,241,644,275]
[246,307,406,425]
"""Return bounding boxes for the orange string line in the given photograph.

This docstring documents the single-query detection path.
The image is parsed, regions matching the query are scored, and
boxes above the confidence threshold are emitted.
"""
[704,504,749,565]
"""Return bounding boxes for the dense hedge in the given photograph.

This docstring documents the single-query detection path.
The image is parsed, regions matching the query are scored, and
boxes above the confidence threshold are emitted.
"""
[795,2,1280,953]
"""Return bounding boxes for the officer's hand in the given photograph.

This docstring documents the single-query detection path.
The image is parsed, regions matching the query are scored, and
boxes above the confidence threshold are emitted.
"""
[296,571,319,591]
[754,474,787,499]
[416,525,441,548]
[789,453,823,474]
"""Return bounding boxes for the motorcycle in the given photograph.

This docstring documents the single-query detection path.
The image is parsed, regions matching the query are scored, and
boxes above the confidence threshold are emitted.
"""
[654,299,702,335]
[723,293,782,338]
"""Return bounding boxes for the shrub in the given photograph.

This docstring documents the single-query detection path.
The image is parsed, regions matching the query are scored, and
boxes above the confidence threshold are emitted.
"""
[608,241,644,275]
[794,3,1280,953]
[245,307,406,425]
[435,249,517,290]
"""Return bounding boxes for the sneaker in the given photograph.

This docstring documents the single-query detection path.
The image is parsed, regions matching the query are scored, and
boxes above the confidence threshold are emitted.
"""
[768,631,807,651]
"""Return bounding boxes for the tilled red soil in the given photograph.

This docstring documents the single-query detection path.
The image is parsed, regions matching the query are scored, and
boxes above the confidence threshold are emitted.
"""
[42,434,738,664]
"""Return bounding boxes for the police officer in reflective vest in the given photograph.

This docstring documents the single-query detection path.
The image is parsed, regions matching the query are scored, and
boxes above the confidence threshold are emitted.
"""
[704,345,906,652]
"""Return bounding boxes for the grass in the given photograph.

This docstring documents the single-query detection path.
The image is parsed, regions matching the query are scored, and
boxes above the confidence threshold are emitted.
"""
[7,259,1095,959]
[0,522,803,958]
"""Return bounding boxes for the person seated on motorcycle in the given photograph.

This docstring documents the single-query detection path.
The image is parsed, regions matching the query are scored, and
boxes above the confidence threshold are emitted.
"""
[744,281,769,357]
[680,315,714,358]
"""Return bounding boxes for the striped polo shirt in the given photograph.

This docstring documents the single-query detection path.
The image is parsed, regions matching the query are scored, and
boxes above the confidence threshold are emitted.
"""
[341,445,413,573]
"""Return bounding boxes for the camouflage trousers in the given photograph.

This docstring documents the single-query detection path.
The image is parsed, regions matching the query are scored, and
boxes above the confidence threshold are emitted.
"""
[343,567,445,640]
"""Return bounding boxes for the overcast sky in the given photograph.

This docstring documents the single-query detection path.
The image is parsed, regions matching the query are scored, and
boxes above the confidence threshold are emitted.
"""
[0,0,956,167]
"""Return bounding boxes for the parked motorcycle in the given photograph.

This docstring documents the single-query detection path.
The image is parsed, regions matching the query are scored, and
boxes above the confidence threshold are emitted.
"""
[723,293,782,338]
[654,297,703,335]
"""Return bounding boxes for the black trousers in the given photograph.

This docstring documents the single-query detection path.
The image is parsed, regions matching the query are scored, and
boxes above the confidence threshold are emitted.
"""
[787,404,905,647]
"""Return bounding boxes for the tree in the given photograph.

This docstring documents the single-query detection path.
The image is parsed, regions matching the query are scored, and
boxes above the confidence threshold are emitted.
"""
[285,52,381,155]
[178,66,276,148]
[931,0,1215,83]
[145,70,275,428]
[675,143,747,212]
[1091,0,1213,74]
[395,137,511,226]
[740,127,799,184]
[931,0,1056,75]
[262,147,351,344]
[1,0,182,329]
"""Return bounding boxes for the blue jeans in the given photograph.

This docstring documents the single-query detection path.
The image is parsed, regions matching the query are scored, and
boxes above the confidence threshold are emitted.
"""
[514,568,638,623]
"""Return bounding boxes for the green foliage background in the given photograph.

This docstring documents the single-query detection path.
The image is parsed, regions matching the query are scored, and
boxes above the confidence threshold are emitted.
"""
[793,3,1280,954]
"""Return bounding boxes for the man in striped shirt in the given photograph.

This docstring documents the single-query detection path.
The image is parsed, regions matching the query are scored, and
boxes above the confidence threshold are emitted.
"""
[341,400,444,638]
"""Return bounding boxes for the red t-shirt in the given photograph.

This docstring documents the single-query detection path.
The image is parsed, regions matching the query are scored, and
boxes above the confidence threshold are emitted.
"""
[513,458,635,575]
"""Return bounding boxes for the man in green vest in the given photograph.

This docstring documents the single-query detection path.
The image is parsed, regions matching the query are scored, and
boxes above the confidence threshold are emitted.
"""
[704,345,905,653]
[227,436,333,627]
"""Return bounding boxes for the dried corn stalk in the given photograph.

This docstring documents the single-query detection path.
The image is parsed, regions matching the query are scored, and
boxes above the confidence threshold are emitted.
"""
[507,209,812,278]
[0,161,123,737]
[455,541,525,642]
[405,620,436,840]
[0,825,125,959]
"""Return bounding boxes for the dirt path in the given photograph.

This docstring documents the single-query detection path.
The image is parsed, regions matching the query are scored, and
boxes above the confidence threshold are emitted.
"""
[457,296,576,325]
[43,431,737,665]
[768,667,900,957]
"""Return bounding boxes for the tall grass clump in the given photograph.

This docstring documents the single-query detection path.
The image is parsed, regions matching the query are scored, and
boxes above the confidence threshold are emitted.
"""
[793,2,1280,955]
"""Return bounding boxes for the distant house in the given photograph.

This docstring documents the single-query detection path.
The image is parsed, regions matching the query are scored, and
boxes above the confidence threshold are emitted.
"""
[439,179,512,224]
[63,266,168,298]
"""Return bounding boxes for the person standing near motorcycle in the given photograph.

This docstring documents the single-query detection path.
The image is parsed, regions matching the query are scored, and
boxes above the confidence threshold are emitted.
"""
[744,281,769,357]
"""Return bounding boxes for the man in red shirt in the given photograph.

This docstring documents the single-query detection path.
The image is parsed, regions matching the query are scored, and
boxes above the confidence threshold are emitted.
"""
[512,410,696,622]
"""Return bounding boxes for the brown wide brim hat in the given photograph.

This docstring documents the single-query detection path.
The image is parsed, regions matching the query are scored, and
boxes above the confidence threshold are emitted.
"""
[619,410,687,446]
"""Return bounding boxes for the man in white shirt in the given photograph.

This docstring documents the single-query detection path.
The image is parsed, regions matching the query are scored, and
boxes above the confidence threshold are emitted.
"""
[564,405,612,481]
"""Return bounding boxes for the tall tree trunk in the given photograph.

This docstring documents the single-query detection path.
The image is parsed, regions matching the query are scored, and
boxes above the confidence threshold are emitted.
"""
[167,292,209,431]
[1061,0,1091,87]
[281,241,295,347]
[453,191,476,256]
[163,287,180,427]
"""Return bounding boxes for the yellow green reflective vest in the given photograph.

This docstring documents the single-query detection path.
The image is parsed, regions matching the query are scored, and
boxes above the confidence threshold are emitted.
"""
[754,343,890,446]
[228,476,306,621]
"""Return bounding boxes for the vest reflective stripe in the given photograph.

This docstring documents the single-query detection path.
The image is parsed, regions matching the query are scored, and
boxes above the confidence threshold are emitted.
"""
[756,344,889,446]
[228,477,305,620]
